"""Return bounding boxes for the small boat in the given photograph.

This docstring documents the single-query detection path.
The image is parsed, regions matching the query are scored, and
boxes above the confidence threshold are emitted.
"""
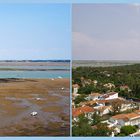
[31,111,38,116]
[36,98,41,100]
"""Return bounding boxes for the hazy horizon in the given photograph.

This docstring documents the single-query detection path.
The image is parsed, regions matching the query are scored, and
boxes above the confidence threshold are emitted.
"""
[0,59,70,61]
[73,4,140,60]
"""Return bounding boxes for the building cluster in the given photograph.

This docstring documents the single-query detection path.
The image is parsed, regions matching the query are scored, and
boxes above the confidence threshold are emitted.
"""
[72,83,140,135]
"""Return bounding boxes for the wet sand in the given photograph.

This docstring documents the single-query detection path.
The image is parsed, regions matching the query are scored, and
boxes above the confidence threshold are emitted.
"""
[0,78,70,136]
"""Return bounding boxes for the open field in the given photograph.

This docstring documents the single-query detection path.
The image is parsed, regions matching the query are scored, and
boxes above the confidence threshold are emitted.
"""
[0,78,70,136]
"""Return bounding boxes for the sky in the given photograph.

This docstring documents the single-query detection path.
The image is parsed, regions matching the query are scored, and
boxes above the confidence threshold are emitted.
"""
[73,4,140,60]
[0,0,139,3]
[0,4,70,60]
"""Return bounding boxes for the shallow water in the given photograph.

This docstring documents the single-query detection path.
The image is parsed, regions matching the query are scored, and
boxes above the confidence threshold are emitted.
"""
[0,65,69,70]
[0,62,70,78]
[0,70,70,78]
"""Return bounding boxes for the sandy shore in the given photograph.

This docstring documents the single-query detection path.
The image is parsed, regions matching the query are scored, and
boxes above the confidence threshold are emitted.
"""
[0,78,70,136]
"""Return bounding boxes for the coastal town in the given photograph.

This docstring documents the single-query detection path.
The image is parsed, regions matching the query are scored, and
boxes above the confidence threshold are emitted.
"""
[72,3,140,137]
[72,64,140,136]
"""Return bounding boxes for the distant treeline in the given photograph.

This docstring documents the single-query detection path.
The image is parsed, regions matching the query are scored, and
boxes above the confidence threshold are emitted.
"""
[0,60,70,62]
[0,68,69,71]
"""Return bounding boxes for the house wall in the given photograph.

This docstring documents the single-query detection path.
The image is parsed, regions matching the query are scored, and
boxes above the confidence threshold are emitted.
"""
[102,108,110,115]
[106,93,118,100]
[73,87,78,94]
[88,95,99,101]
[117,119,125,126]
[130,118,140,126]
[109,118,118,124]
[85,112,94,120]
[109,118,125,126]
[121,104,137,112]
[109,117,140,127]
[94,104,105,109]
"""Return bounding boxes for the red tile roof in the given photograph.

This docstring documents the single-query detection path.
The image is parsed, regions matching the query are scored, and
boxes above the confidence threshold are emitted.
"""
[112,112,140,121]
[72,106,94,117]
[135,110,140,114]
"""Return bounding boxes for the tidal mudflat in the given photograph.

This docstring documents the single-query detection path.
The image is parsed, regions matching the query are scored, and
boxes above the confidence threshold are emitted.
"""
[0,78,70,136]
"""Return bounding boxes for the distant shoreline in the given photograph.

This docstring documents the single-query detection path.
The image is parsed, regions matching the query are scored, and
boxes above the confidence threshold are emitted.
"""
[0,68,69,71]
[0,60,70,62]
[73,60,140,63]
[0,61,70,66]
[72,60,140,68]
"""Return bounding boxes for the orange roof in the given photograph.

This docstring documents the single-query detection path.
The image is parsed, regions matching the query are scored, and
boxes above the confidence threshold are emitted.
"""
[98,100,109,104]
[72,109,82,117]
[112,112,140,121]
[135,110,140,114]
[72,106,94,117]
[112,114,125,119]
[79,101,96,106]
[79,100,109,106]
[126,113,140,120]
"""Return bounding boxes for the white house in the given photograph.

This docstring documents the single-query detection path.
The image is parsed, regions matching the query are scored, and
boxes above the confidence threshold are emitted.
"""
[99,92,118,100]
[73,84,79,94]
[109,111,140,127]
[96,106,112,116]
[120,102,137,112]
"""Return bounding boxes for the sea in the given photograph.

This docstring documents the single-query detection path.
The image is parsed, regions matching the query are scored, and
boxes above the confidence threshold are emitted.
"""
[0,61,70,78]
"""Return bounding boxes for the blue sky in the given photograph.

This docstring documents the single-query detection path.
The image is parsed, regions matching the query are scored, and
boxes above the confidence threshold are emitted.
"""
[0,0,139,3]
[0,4,70,60]
[73,4,140,60]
